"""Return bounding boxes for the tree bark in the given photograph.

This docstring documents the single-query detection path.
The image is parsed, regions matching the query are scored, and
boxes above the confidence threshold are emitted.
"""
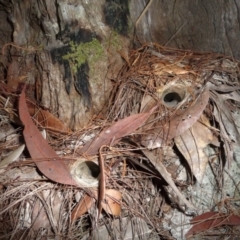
[131,0,240,58]
[0,0,129,130]
[1,0,240,130]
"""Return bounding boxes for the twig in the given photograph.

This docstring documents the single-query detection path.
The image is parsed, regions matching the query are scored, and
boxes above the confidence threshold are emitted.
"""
[164,22,187,47]
[142,149,197,212]
[135,0,153,28]
[2,42,42,56]
[97,145,108,220]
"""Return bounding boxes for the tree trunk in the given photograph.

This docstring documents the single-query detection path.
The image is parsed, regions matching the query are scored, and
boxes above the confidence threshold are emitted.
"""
[0,0,240,130]
[131,0,240,58]
[0,0,130,130]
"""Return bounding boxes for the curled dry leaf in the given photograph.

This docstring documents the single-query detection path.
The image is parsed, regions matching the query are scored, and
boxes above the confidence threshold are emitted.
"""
[175,115,217,182]
[211,92,240,145]
[71,193,95,222]
[71,188,121,222]
[101,189,122,216]
[207,81,240,92]
[211,93,239,164]
[0,82,70,134]
[27,103,71,134]
[18,85,77,186]
[186,211,240,238]
[209,81,240,165]
[0,144,25,168]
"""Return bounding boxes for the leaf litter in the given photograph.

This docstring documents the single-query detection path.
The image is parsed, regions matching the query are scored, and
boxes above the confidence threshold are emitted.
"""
[1,43,240,239]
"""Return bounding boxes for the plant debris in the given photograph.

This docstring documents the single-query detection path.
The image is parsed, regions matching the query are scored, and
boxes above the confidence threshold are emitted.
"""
[1,43,240,239]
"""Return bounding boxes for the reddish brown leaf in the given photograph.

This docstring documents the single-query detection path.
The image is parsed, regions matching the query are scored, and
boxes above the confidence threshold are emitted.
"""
[27,103,71,134]
[19,85,77,186]
[71,194,94,222]
[79,106,157,155]
[186,211,240,238]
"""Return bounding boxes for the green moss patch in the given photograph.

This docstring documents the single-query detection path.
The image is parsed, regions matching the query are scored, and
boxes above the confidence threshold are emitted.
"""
[62,38,104,73]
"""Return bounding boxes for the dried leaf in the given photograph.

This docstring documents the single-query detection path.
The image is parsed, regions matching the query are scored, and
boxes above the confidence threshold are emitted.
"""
[221,91,240,103]
[27,104,71,134]
[153,64,191,76]
[186,212,240,238]
[140,94,155,113]
[207,81,240,92]
[175,115,215,182]
[142,149,196,212]
[142,88,210,149]
[0,144,25,168]
[71,188,121,222]
[211,93,239,164]
[211,92,240,145]
[71,194,95,222]
[19,85,77,186]
[0,81,70,133]
[79,106,157,155]
[32,189,62,231]
[101,189,122,216]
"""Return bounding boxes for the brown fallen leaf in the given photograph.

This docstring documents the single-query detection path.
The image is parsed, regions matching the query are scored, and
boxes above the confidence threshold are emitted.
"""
[71,193,95,222]
[19,85,77,186]
[27,102,71,134]
[141,87,210,149]
[79,106,157,155]
[0,81,70,134]
[71,188,122,222]
[174,115,217,182]
[186,212,240,238]
[101,189,122,216]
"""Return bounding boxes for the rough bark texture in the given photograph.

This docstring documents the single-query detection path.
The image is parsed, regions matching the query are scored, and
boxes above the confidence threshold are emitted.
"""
[1,0,240,130]
[131,0,240,59]
[0,0,130,130]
